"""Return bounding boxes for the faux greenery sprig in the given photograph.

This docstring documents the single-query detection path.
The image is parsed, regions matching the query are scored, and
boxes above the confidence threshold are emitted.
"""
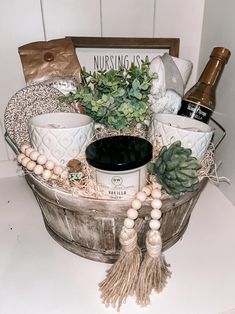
[61,59,157,130]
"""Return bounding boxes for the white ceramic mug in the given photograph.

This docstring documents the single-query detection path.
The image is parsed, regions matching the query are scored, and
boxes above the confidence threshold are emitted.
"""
[29,112,94,165]
[148,113,214,161]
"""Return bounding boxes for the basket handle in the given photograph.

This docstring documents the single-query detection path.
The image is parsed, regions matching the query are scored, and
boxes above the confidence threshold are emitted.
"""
[210,117,226,150]
[4,132,20,155]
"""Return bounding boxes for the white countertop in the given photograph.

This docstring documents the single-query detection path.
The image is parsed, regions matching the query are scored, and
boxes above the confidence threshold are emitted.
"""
[0,175,235,314]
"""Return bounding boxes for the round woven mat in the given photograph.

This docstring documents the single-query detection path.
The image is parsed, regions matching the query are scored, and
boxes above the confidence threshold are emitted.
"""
[4,84,75,149]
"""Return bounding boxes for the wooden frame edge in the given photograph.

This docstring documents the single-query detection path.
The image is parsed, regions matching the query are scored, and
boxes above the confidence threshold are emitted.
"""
[68,37,180,57]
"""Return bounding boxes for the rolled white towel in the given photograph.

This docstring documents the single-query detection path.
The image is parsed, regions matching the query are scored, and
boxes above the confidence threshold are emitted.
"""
[149,56,166,98]
[172,56,193,89]
[149,53,193,115]
[149,90,181,114]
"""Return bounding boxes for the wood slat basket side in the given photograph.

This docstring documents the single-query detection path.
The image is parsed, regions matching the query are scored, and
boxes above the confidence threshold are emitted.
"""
[26,174,207,264]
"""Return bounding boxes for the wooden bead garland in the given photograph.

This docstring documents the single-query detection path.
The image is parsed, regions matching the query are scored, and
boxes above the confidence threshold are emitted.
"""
[99,183,170,310]
[116,185,164,273]
[17,143,66,181]
[122,185,163,232]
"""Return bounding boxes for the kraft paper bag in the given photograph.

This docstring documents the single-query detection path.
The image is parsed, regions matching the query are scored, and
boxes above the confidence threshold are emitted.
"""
[18,37,81,85]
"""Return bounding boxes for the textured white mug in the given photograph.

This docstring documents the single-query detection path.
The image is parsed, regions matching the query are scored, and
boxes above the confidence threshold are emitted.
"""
[29,112,94,165]
[148,113,213,161]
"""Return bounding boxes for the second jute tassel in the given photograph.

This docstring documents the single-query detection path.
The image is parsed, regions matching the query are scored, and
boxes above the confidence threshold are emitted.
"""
[99,184,171,310]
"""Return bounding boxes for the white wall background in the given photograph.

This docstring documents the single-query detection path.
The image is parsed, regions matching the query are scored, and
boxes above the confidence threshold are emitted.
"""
[0,0,44,160]
[2,0,234,204]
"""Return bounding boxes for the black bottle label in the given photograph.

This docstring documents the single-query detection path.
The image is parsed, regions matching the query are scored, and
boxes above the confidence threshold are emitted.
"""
[178,100,212,123]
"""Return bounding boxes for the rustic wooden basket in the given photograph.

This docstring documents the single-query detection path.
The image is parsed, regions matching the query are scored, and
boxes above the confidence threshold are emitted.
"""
[26,173,207,264]
[3,83,219,265]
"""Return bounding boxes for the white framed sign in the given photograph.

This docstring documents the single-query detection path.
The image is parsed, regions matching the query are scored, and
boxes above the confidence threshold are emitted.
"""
[69,37,180,72]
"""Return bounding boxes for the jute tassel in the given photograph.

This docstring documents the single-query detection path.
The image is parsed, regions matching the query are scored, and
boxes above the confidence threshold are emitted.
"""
[99,227,142,310]
[135,229,171,306]
[99,184,170,309]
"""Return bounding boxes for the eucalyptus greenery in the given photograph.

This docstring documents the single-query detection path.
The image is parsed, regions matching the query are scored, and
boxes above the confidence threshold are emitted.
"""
[61,59,157,130]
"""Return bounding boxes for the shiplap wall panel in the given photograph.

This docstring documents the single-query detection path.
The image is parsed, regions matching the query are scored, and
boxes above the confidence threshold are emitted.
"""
[42,0,101,39]
[101,0,155,37]
[154,0,205,89]
[0,0,45,160]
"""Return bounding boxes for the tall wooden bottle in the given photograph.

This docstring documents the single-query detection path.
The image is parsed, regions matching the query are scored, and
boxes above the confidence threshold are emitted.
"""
[178,47,231,123]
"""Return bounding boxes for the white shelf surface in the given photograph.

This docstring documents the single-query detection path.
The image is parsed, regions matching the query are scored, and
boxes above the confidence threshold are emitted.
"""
[0,176,235,314]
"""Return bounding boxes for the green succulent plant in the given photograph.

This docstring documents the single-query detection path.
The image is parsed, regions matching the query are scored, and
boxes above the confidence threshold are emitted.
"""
[148,141,201,199]
[61,59,157,130]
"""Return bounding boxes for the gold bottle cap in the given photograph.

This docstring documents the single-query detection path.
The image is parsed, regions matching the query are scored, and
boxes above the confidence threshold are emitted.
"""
[210,47,231,63]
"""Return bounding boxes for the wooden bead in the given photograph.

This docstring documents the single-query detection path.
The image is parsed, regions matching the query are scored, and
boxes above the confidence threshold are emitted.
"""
[51,174,58,180]
[53,166,63,176]
[17,153,25,163]
[151,208,162,220]
[20,144,30,154]
[33,164,44,175]
[152,182,162,190]
[127,208,138,220]
[151,188,162,199]
[149,219,161,230]
[42,169,52,180]
[121,229,129,241]
[25,147,34,157]
[37,155,47,165]
[45,160,55,170]
[29,151,40,161]
[131,199,142,210]
[60,170,68,180]
[124,218,135,229]
[21,157,30,167]
[142,186,151,196]
[136,191,147,202]
[151,198,162,209]
[26,160,36,171]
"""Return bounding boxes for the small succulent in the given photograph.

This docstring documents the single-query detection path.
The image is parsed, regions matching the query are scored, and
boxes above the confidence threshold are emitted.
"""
[60,59,157,130]
[148,141,201,199]
[68,172,84,182]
